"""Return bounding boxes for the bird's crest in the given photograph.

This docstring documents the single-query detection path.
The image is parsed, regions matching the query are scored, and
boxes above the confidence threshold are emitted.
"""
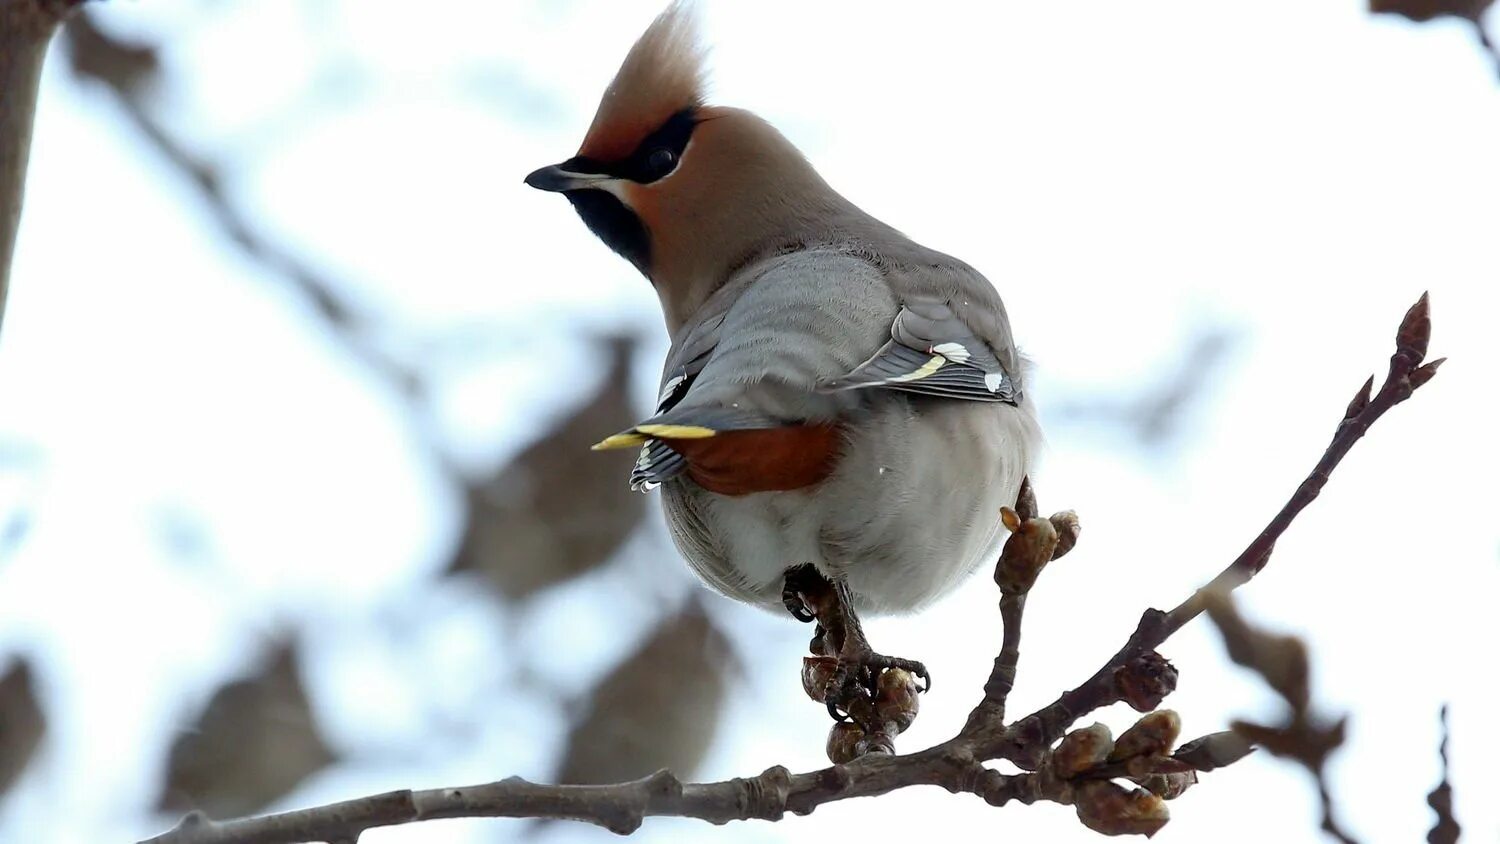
[578,1,706,162]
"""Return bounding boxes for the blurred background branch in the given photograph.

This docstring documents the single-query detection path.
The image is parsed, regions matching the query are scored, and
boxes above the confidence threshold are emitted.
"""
[60,13,452,474]
[1045,327,1238,454]
[0,0,83,332]
[1370,0,1498,75]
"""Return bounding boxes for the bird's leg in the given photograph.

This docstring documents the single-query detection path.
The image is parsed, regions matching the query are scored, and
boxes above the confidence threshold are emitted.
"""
[781,565,929,722]
[820,578,930,719]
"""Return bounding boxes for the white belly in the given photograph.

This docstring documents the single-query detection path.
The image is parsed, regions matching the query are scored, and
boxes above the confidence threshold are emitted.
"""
[661,397,1040,614]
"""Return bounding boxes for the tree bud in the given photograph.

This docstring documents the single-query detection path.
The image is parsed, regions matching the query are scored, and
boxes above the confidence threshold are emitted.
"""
[1074,780,1170,838]
[1053,722,1114,778]
[1109,710,1182,763]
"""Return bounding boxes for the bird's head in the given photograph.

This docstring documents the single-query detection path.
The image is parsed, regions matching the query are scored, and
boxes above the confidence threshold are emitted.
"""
[526,2,858,329]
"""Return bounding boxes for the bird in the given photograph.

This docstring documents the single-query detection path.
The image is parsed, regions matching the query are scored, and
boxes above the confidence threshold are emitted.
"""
[524,1,1039,714]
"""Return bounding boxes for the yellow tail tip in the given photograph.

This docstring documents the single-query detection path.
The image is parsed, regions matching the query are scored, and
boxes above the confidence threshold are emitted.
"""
[591,432,648,451]
[635,424,717,439]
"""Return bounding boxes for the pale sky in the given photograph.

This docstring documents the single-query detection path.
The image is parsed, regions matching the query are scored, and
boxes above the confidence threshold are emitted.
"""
[0,1,1497,842]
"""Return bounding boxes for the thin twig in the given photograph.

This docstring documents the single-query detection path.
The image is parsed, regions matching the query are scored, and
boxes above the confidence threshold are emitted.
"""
[990,294,1441,765]
[966,479,1057,730]
[988,592,1027,713]
[142,296,1441,843]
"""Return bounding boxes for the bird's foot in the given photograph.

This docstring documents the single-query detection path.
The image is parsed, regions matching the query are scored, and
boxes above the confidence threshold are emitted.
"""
[782,565,929,734]
[821,645,929,722]
[806,631,927,762]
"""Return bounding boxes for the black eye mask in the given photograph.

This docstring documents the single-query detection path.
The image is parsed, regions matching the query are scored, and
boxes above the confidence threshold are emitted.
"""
[562,107,699,184]
[555,108,699,276]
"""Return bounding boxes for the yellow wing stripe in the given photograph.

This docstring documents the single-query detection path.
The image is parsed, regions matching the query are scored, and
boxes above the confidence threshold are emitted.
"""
[634,424,717,439]
[591,432,649,451]
[591,424,718,451]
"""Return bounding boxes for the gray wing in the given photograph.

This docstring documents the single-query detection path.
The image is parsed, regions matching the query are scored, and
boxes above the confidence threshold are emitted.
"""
[627,250,896,490]
[818,298,1020,404]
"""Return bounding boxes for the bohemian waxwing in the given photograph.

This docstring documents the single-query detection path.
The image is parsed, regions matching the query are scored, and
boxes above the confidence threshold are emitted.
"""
[525,1,1040,700]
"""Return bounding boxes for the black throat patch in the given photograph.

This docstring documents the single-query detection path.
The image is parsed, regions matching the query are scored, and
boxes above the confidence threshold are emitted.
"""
[565,190,651,276]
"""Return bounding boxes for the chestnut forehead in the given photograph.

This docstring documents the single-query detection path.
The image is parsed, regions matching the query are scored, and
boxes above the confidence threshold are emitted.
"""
[581,102,690,161]
[576,6,704,161]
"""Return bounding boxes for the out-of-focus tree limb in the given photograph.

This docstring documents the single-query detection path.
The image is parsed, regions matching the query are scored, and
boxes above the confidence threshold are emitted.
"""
[0,0,84,335]
[0,656,46,798]
[1203,593,1356,843]
[1046,328,1236,452]
[156,642,336,821]
[59,14,468,481]
[60,13,417,397]
[1426,705,1459,844]
[1371,0,1499,76]
[447,334,646,602]
[552,602,733,789]
[141,296,1441,843]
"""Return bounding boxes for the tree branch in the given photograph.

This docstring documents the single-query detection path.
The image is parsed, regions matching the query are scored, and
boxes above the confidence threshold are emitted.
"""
[142,295,1442,843]
[0,0,83,335]
[990,293,1442,765]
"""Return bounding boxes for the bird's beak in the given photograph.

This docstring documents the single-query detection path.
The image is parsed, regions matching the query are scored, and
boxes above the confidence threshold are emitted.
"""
[524,164,614,193]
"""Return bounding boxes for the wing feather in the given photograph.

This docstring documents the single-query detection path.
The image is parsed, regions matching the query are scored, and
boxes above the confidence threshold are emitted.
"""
[819,300,1019,404]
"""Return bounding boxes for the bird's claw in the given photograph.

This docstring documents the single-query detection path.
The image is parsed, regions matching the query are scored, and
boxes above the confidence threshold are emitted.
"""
[820,649,931,723]
[782,586,817,623]
[872,655,930,693]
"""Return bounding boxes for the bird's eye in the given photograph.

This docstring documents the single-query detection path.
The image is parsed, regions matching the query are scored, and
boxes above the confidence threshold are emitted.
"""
[646,147,677,178]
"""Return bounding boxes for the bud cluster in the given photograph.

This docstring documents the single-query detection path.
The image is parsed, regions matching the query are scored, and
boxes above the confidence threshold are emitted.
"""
[808,666,922,764]
[1046,711,1256,837]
